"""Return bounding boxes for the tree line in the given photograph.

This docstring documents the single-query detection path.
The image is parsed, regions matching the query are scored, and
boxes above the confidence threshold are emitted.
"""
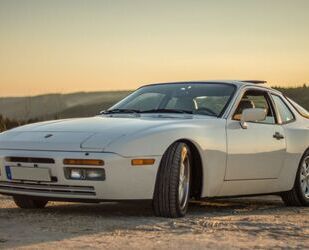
[0,85,308,132]
[0,115,38,133]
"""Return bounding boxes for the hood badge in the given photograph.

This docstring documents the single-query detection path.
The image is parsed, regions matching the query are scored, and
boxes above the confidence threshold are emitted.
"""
[44,134,53,139]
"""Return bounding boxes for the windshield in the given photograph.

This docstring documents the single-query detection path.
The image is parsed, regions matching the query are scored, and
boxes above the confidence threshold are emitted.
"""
[109,83,236,117]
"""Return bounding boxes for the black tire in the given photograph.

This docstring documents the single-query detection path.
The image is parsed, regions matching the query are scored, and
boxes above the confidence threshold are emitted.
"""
[152,142,192,218]
[13,196,48,209]
[281,149,309,206]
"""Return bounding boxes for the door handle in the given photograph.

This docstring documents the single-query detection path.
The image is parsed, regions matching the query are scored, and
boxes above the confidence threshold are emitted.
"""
[273,132,284,140]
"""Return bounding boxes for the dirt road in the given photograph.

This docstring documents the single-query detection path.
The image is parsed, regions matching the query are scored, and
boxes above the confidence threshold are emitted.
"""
[0,195,308,249]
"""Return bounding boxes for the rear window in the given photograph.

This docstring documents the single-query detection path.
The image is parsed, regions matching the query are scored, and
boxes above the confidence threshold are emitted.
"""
[271,95,295,123]
[287,98,309,119]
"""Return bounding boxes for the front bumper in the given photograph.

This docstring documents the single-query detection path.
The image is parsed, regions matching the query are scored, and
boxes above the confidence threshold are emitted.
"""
[0,150,161,200]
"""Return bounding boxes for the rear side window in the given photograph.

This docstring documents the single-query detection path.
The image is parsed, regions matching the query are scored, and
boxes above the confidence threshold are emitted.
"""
[271,95,295,123]
[287,98,309,119]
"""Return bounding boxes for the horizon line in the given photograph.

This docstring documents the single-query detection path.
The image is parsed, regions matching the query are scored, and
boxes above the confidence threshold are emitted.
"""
[0,82,308,98]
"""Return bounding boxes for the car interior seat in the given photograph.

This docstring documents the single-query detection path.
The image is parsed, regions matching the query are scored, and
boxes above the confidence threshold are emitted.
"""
[233,99,255,120]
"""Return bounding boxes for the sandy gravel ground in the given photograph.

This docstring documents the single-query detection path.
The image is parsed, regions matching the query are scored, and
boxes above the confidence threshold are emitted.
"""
[0,195,308,249]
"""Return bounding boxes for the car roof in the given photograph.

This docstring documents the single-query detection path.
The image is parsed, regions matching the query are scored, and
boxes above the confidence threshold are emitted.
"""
[142,80,278,92]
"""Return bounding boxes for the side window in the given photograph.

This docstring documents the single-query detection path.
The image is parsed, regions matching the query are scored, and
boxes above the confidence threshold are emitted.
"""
[271,95,295,123]
[233,90,275,124]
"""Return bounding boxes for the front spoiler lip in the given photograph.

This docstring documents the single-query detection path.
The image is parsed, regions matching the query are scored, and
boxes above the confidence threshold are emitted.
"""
[0,192,152,203]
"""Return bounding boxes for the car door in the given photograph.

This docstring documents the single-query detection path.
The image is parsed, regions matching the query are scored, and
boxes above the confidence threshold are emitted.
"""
[225,88,286,180]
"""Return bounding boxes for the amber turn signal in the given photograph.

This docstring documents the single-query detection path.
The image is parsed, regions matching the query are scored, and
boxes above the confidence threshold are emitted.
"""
[131,159,155,166]
[63,159,104,166]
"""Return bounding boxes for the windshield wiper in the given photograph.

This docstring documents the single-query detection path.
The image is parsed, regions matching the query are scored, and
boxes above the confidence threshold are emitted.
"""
[101,108,193,115]
[141,109,193,114]
[101,109,141,114]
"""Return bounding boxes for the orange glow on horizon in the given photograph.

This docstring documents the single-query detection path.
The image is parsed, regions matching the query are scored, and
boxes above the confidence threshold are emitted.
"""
[0,0,308,97]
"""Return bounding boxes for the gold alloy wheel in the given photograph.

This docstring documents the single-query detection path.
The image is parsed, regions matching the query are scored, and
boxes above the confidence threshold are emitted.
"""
[178,146,190,210]
[300,156,309,199]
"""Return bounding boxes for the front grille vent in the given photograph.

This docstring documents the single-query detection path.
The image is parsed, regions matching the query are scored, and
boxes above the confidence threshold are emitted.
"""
[5,157,55,164]
[0,181,96,196]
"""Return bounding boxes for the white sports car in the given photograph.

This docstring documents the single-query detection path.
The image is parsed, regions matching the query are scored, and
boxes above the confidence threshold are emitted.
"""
[0,80,308,217]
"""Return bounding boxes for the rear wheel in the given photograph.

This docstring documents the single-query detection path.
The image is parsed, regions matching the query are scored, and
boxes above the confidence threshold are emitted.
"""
[152,142,191,218]
[281,150,309,206]
[13,196,48,209]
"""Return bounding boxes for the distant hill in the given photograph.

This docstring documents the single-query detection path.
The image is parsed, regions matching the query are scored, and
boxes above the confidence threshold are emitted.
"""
[0,86,308,122]
[0,91,131,121]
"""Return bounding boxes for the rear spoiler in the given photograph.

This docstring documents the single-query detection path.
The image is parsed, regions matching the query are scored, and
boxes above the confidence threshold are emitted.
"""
[241,80,267,84]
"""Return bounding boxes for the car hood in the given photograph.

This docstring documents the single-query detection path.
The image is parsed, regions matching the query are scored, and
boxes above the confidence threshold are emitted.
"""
[0,115,198,152]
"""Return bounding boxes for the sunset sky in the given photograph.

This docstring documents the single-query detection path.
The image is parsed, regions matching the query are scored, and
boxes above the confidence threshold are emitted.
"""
[0,0,308,97]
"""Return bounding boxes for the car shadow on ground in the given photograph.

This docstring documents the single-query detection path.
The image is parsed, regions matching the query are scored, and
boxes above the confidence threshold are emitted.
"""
[0,195,305,248]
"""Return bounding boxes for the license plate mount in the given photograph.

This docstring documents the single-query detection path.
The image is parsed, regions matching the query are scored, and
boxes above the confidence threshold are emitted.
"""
[6,166,51,182]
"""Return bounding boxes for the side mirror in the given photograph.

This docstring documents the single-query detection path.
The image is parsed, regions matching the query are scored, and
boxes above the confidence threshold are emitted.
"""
[240,108,267,129]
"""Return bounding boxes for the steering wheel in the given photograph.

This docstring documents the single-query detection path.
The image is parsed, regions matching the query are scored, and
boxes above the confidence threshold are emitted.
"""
[195,107,217,116]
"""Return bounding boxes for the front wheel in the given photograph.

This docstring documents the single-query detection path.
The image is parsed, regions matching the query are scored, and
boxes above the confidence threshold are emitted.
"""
[13,196,48,209]
[152,142,191,218]
[281,149,309,206]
